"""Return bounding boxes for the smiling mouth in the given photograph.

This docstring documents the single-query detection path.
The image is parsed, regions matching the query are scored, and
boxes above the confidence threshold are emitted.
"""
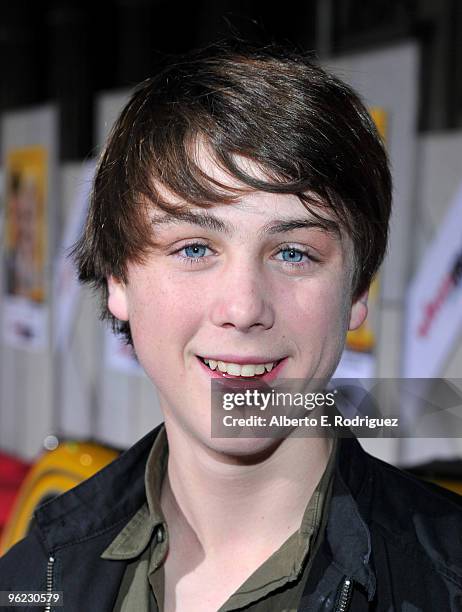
[198,356,284,378]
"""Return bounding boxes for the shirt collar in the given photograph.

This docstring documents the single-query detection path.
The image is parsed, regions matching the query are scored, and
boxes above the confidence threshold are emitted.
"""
[101,426,168,560]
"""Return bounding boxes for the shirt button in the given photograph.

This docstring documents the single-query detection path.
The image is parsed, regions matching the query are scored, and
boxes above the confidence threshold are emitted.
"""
[156,526,165,543]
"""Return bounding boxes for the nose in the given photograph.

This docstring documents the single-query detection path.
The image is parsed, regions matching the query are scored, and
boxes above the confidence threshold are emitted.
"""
[209,259,275,332]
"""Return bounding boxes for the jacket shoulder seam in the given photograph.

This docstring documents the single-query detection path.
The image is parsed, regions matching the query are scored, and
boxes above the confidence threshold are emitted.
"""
[366,453,462,511]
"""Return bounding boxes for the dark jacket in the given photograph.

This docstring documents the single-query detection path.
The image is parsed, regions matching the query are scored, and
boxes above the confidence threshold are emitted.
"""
[1,425,462,611]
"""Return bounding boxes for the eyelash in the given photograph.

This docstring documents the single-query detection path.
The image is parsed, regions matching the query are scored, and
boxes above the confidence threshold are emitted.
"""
[172,241,317,269]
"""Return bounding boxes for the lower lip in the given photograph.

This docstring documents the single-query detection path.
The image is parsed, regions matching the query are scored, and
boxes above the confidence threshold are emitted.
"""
[196,357,287,382]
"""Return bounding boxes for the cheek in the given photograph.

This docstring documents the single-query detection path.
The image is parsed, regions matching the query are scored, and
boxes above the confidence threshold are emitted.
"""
[287,277,351,342]
[127,273,204,365]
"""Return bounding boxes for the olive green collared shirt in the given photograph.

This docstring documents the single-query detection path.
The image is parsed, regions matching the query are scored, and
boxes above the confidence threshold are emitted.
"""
[103,427,337,612]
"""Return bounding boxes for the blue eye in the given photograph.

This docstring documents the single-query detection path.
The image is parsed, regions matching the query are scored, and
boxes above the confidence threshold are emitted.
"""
[279,248,305,263]
[172,241,215,266]
[183,244,209,258]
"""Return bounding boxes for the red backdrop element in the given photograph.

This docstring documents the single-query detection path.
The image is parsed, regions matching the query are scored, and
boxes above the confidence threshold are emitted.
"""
[0,452,31,538]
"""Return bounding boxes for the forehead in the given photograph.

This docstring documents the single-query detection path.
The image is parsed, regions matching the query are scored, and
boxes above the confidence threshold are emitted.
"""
[149,144,348,243]
[149,197,343,242]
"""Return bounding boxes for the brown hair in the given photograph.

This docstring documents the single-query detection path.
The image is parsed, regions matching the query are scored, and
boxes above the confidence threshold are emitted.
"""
[73,41,392,344]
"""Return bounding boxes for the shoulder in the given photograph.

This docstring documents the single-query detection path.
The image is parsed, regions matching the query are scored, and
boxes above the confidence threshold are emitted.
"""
[364,448,462,517]
[0,426,164,591]
[360,448,462,581]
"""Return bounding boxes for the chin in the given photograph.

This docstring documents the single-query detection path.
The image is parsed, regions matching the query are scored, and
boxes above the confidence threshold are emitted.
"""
[204,436,283,463]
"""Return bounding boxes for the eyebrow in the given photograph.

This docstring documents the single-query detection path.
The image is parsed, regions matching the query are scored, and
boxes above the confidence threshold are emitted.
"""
[150,211,341,238]
[151,211,231,235]
[260,218,341,237]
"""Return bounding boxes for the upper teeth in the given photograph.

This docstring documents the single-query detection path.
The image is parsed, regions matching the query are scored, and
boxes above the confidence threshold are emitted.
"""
[203,359,276,376]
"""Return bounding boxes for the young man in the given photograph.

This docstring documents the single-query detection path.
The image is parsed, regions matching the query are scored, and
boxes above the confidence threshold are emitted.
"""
[1,42,462,611]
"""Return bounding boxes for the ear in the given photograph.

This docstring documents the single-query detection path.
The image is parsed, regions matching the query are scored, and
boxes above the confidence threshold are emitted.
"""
[107,275,129,321]
[348,290,369,331]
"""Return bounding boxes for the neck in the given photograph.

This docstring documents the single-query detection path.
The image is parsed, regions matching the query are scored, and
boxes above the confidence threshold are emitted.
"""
[161,422,333,558]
